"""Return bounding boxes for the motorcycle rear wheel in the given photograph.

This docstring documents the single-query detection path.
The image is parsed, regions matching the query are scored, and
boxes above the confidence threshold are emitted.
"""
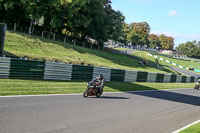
[96,92,101,98]
[194,85,199,90]
[194,85,197,90]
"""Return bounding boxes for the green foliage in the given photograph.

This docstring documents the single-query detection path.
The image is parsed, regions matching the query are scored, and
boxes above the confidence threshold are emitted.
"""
[148,34,161,49]
[128,22,150,47]
[0,0,177,49]
[148,34,174,50]
[159,34,174,50]
[176,41,200,57]
[0,0,125,46]
[119,22,130,45]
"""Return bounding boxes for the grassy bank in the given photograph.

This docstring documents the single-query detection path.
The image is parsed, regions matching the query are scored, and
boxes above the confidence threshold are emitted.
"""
[156,54,200,70]
[4,31,174,73]
[131,51,180,74]
[179,122,200,133]
[0,79,195,96]
[113,47,129,51]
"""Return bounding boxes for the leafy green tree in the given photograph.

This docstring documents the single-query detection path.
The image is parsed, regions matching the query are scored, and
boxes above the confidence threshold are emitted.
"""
[0,0,124,48]
[159,34,174,50]
[176,41,200,57]
[109,10,125,43]
[148,34,160,49]
[119,22,130,45]
[128,22,150,48]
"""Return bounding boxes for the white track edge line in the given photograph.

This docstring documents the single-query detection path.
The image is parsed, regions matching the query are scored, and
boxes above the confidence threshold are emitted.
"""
[172,119,200,133]
[0,88,192,98]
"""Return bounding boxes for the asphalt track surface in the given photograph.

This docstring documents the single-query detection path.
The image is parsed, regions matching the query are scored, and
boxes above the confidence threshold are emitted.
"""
[167,66,200,77]
[1,88,200,133]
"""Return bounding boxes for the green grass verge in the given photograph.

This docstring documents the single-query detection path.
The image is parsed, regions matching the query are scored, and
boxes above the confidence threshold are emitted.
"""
[154,54,200,75]
[156,54,200,70]
[113,47,129,50]
[4,31,172,73]
[179,122,200,133]
[131,51,180,74]
[0,79,195,96]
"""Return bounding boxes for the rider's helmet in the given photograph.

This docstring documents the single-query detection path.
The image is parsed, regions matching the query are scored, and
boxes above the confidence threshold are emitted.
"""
[96,74,104,80]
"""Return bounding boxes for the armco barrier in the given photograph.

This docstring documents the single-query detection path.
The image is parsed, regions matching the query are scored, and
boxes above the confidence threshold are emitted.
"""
[44,61,72,80]
[0,57,10,79]
[93,67,111,82]
[0,57,199,83]
[9,58,45,79]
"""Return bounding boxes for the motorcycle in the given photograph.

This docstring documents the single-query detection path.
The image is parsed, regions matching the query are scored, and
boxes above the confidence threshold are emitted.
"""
[83,81,103,98]
[194,81,200,90]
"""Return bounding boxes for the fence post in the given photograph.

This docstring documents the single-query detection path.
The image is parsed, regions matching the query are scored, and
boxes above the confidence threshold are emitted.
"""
[28,27,31,35]
[0,23,7,57]
[74,39,76,46]
[53,33,55,40]
[14,23,16,32]
[42,31,44,38]
[64,37,66,43]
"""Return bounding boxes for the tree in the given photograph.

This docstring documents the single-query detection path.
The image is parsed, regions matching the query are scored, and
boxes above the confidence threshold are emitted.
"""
[119,22,130,45]
[176,41,200,57]
[128,22,150,48]
[159,34,174,50]
[109,10,125,43]
[148,34,160,49]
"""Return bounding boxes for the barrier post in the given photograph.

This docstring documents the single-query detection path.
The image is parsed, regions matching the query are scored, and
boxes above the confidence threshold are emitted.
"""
[0,23,7,57]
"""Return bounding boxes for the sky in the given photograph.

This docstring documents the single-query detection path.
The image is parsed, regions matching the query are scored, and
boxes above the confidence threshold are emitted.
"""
[111,0,200,47]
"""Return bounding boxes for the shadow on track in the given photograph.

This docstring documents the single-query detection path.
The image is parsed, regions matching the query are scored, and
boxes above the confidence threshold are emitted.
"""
[129,90,200,106]
[100,96,130,100]
[106,82,200,106]
[86,96,130,100]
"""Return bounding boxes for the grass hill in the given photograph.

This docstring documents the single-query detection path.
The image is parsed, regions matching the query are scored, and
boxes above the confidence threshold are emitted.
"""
[131,51,179,74]
[155,54,200,70]
[4,31,176,73]
[131,51,200,75]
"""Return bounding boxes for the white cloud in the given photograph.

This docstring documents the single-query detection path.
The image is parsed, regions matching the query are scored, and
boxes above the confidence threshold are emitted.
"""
[168,10,178,17]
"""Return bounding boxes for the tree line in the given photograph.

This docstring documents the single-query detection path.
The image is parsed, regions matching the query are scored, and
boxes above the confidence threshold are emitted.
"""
[176,41,200,57]
[0,0,174,50]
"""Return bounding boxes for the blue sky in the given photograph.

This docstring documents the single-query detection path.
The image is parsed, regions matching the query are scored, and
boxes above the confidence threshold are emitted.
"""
[111,0,200,47]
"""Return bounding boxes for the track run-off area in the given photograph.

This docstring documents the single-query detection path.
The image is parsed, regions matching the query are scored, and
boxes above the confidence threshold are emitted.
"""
[1,88,200,133]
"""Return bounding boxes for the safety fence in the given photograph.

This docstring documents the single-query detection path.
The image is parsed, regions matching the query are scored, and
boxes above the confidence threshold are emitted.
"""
[148,53,200,73]
[0,57,199,83]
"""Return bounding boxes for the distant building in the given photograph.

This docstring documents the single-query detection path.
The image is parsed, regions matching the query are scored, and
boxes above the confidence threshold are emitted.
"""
[160,50,173,54]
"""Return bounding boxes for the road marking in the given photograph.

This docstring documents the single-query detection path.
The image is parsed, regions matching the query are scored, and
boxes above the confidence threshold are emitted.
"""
[172,119,200,133]
[0,88,192,98]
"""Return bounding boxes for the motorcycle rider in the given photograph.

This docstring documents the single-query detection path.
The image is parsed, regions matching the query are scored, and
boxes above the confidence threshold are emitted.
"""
[194,79,200,90]
[92,74,105,93]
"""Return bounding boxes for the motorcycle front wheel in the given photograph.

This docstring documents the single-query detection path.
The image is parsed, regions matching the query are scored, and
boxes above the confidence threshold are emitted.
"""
[83,88,90,98]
